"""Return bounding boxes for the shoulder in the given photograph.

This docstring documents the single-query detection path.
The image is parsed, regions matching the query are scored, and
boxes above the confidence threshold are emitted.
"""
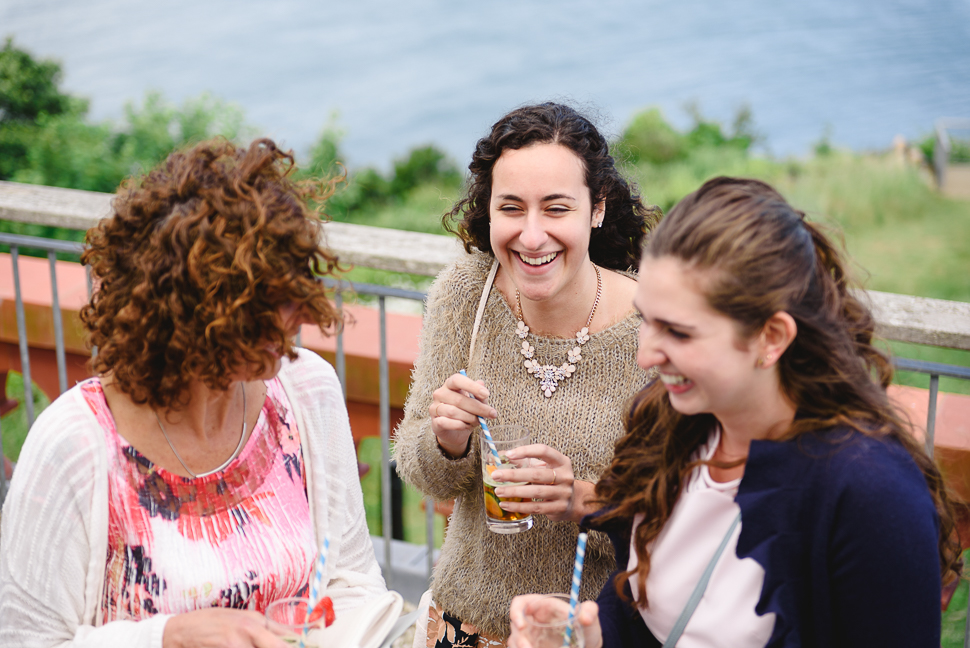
[427,251,493,303]
[278,349,341,406]
[745,427,935,522]
[13,384,104,477]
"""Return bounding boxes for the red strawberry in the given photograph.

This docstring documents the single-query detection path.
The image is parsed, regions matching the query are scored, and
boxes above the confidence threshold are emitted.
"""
[307,596,336,627]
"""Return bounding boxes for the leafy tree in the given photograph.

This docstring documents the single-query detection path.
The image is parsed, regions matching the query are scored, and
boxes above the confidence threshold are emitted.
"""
[0,37,72,123]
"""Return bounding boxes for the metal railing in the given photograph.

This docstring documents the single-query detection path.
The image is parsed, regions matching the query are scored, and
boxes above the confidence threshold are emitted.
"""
[0,227,968,638]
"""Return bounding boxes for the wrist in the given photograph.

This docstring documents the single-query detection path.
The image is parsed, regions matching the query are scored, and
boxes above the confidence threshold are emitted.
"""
[436,434,472,459]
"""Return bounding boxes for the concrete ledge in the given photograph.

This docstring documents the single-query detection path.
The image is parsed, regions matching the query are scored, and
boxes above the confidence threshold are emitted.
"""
[1,180,969,350]
[866,290,970,351]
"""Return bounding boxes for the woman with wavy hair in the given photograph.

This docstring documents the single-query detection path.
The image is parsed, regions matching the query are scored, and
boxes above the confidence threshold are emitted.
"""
[0,138,386,647]
[510,177,959,647]
[394,102,659,646]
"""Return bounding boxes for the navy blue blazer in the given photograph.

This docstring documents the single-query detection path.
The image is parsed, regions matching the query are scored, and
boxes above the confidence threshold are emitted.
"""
[585,428,942,648]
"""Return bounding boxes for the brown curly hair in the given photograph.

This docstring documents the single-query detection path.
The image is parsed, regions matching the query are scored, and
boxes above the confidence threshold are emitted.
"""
[444,102,660,271]
[80,137,343,410]
[595,177,961,605]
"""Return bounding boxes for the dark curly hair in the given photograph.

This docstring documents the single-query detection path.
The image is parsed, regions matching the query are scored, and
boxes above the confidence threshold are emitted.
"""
[595,177,961,604]
[80,137,343,410]
[444,102,660,271]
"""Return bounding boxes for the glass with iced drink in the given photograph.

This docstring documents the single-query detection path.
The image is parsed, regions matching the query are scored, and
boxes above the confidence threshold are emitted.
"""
[265,596,331,646]
[481,424,534,534]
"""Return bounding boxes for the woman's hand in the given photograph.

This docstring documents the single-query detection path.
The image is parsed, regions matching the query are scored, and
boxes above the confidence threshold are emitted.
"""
[163,608,290,648]
[429,372,497,458]
[491,444,595,524]
[508,595,602,648]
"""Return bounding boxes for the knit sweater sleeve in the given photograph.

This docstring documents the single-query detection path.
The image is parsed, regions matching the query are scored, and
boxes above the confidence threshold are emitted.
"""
[393,254,485,500]
[0,390,170,648]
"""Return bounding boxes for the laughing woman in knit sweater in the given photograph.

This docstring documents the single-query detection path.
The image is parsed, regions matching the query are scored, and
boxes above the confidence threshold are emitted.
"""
[0,139,385,648]
[393,103,659,647]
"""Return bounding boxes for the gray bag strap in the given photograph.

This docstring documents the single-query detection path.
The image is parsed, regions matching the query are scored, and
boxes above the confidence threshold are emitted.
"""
[468,259,499,365]
[661,511,742,648]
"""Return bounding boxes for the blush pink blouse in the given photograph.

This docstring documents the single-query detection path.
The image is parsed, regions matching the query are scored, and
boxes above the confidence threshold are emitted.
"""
[79,377,315,622]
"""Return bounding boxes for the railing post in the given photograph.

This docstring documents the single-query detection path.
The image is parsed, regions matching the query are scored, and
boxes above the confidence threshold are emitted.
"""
[48,251,69,395]
[335,291,346,394]
[426,495,435,579]
[11,247,36,428]
[0,412,6,507]
[86,264,97,359]
[379,295,392,587]
[925,374,939,458]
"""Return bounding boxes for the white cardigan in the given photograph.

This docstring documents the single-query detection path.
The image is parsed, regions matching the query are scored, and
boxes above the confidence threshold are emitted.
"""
[0,349,386,648]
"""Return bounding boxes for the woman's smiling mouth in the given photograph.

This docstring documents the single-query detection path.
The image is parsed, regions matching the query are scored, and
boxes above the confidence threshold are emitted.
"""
[516,251,559,266]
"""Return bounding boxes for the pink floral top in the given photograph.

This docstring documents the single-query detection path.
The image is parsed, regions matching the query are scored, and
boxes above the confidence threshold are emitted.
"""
[80,378,315,622]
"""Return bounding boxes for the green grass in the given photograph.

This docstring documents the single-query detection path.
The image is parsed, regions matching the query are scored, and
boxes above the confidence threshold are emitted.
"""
[358,436,445,548]
[942,550,970,648]
[0,372,51,463]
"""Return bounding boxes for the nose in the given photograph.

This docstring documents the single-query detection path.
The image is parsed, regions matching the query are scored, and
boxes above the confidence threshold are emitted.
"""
[637,325,666,371]
[518,212,548,250]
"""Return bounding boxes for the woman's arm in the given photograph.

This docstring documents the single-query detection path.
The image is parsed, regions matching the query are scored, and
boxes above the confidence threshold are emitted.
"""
[827,446,942,648]
[281,351,387,613]
[0,395,173,648]
[392,259,485,500]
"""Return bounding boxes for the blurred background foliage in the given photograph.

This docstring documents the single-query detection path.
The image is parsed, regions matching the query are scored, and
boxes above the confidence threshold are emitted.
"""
[1,36,968,382]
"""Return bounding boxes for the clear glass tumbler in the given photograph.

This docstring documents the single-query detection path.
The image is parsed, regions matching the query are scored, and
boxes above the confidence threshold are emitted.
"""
[480,424,534,534]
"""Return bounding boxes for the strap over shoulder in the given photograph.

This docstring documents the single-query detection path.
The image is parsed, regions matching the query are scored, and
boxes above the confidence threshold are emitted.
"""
[468,259,499,367]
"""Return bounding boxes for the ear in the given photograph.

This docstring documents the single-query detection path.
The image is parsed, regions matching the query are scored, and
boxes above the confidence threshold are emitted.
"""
[591,198,605,228]
[758,311,797,369]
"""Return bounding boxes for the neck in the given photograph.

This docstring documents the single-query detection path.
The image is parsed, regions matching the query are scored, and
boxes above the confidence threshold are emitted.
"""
[157,379,246,442]
[513,261,600,337]
[716,383,797,460]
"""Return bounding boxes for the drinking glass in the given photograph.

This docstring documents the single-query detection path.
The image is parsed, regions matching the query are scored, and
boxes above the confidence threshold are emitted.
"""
[521,593,584,648]
[265,596,322,646]
[480,424,534,534]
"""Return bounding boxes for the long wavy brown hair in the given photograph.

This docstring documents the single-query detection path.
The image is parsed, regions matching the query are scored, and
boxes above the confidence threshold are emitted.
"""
[595,176,961,606]
[81,137,343,410]
[444,102,660,271]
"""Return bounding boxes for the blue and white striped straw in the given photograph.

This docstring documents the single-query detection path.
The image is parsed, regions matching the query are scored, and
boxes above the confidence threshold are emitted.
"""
[458,369,501,464]
[562,532,588,647]
[301,535,331,648]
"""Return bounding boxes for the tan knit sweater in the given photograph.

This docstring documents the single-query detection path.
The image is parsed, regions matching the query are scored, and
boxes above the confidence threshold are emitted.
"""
[393,251,649,639]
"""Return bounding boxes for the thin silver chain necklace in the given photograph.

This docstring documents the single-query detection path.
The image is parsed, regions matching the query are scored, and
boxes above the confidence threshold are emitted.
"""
[154,383,248,479]
[515,263,602,398]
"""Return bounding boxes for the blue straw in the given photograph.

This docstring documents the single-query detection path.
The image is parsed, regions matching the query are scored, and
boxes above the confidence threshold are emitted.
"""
[301,534,330,648]
[459,369,501,464]
[562,532,588,647]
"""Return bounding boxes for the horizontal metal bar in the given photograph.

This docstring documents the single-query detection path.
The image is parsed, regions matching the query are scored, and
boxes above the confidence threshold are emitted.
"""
[0,232,85,254]
[893,357,970,381]
[322,277,427,302]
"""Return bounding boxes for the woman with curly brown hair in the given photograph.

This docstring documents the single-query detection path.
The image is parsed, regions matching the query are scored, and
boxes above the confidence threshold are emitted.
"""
[509,177,960,648]
[0,138,386,647]
[393,102,660,647]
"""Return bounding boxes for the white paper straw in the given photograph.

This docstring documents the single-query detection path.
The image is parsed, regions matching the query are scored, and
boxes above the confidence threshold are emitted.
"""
[459,369,501,464]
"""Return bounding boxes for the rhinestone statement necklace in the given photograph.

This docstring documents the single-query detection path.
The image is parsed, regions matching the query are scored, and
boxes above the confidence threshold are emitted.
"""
[515,263,602,398]
[155,383,248,479]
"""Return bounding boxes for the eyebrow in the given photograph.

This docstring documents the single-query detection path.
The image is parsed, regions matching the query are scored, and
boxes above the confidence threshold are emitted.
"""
[494,193,577,202]
[655,318,696,331]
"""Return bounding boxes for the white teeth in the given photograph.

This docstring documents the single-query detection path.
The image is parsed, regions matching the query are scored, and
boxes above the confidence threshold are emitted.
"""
[519,252,558,266]
[659,373,690,386]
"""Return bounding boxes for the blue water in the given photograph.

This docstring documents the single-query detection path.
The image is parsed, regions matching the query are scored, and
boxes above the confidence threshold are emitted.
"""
[2,0,969,169]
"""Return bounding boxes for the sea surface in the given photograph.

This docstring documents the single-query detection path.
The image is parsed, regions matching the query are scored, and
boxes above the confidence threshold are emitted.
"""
[2,0,969,169]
